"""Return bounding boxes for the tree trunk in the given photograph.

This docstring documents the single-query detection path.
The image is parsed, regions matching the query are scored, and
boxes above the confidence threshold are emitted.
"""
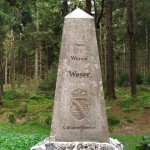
[35,2,39,81]
[27,51,31,78]
[10,29,15,92]
[139,48,142,74]
[145,25,149,75]
[86,0,91,15]
[0,33,4,101]
[62,0,68,17]
[105,0,115,99]
[123,43,126,72]
[5,50,8,85]
[95,0,105,29]
[127,0,136,97]
[17,34,21,87]
[39,48,42,78]
[148,47,150,74]
[24,57,27,82]
[35,47,38,80]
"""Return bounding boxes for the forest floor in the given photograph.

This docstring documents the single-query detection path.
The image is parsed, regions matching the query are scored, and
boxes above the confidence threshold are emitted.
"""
[1,98,149,134]
[0,85,150,134]
[0,85,149,150]
[107,86,150,135]
[108,99,150,134]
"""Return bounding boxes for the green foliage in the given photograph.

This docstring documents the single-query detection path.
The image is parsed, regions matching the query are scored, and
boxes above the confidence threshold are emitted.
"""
[0,85,149,150]
[136,73,143,85]
[145,74,150,85]
[111,134,147,150]
[28,94,42,100]
[4,90,28,100]
[45,115,52,126]
[2,88,54,127]
[118,99,142,112]
[136,137,150,150]
[124,116,134,123]
[119,99,135,108]
[26,112,52,127]
[138,85,150,93]
[0,133,146,150]
[126,118,134,123]
[8,113,15,124]
[0,123,49,135]
[108,115,120,126]
[38,70,57,98]
[138,90,150,108]
[113,86,150,112]
[3,91,14,100]
[118,95,150,111]
[0,133,47,150]
[115,73,144,87]
[115,73,129,87]
[0,123,48,150]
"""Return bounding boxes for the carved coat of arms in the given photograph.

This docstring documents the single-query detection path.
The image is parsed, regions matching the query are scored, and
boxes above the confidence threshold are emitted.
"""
[70,89,89,120]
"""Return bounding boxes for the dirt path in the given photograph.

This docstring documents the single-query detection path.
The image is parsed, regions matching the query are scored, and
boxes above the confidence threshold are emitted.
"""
[109,100,150,134]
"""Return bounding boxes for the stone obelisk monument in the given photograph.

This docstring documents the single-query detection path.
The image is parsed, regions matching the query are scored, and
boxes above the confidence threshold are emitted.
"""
[50,8,109,143]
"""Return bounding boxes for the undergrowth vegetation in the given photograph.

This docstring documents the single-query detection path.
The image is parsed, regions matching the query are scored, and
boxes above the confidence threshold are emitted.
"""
[38,70,57,98]
[0,133,47,150]
[136,136,150,150]
[111,135,148,150]
[0,80,149,150]
[116,86,150,111]
[115,73,150,87]
[1,86,53,127]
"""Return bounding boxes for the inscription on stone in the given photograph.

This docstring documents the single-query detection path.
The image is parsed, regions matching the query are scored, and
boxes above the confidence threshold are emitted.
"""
[71,56,87,61]
[69,71,91,78]
[70,89,89,120]
[74,41,86,53]
[63,126,96,130]
[50,8,109,142]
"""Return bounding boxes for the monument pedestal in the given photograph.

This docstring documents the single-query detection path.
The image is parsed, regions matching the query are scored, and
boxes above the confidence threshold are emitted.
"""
[30,137,124,150]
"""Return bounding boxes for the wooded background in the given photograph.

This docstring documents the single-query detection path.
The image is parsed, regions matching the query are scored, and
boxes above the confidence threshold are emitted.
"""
[0,0,150,100]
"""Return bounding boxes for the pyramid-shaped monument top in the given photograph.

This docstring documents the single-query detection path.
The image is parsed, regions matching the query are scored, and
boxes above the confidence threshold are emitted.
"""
[65,8,93,18]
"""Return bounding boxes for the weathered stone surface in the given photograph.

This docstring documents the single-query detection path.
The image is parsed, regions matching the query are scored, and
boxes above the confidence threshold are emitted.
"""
[50,8,109,142]
[30,138,124,150]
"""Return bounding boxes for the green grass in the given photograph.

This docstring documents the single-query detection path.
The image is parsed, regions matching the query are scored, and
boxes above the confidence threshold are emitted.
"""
[0,123,146,150]
[0,125,146,150]
[0,123,49,150]
[0,86,149,150]
[115,86,150,111]
[1,91,54,126]
[111,134,147,150]
[0,133,47,150]
[0,123,49,135]
[0,88,52,149]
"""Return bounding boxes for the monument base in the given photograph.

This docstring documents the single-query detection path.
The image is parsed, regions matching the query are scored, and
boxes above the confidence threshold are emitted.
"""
[30,137,124,150]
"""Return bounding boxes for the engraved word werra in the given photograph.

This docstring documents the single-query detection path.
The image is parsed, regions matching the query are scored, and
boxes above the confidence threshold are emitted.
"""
[71,56,87,61]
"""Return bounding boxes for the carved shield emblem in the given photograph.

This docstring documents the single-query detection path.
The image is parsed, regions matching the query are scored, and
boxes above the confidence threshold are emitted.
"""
[70,89,89,120]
